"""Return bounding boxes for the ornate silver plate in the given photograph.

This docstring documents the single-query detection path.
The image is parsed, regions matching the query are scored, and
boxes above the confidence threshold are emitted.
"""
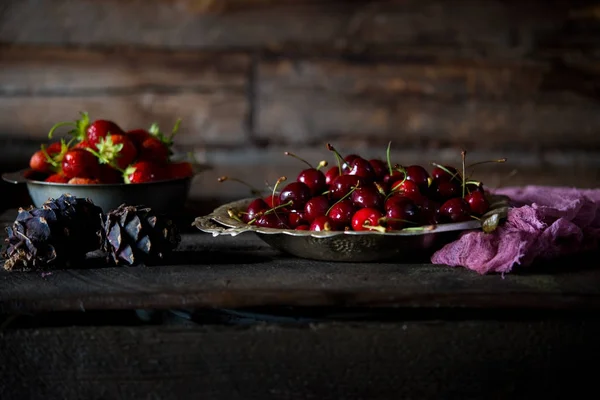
[194,195,509,262]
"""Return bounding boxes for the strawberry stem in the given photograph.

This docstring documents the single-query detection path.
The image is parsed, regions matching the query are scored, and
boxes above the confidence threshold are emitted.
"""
[48,121,75,139]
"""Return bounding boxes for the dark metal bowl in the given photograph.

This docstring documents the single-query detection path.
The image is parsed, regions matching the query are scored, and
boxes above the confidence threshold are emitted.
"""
[2,167,209,214]
[194,196,509,262]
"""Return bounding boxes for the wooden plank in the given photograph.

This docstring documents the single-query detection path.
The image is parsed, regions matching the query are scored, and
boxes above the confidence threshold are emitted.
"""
[1,232,600,313]
[0,0,585,57]
[0,46,250,94]
[1,321,599,399]
[0,93,248,145]
[256,88,600,149]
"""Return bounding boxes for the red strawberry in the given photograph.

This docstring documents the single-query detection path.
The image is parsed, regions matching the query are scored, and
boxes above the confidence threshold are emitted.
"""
[126,129,152,147]
[48,112,123,150]
[168,162,194,179]
[62,148,101,179]
[138,137,169,163]
[124,161,166,184]
[45,173,69,183]
[29,141,69,173]
[93,134,138,170]
[87,120,124,148]
[74,140,94,149]
[68,177,101,185]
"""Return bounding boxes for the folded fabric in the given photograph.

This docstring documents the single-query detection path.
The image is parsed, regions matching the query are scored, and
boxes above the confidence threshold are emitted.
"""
[431,186,600,274]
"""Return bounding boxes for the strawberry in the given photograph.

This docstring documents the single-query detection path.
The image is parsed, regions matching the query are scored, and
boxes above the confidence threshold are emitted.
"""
[45,173,70,183]
[124,161,166,184]
[92,134,138,170]
[168,162,194,179]
[138,137,169,163]
[62,148,101,179]
[48,112,123,150]
[29,141,69,174]
[68,177,101,185]
[126,129,152,147]
[74,140,94,149]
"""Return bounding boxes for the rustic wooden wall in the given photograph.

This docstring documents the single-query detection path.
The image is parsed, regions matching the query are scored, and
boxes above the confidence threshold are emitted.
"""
[1,0,599,205]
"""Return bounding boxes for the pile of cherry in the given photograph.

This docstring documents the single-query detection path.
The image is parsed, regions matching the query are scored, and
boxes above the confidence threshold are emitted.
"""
[226,144,504,232]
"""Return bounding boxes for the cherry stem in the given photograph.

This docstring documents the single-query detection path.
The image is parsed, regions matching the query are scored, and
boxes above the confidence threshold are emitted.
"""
[402,225,436,232]
[326,143,345,175]
[270,176,287,222]
[316,160,328,171]
[48,121,75,139]
[363,224,387,233]
[467,158,507,169]
[284,151,313,169]
[461,150,467,198]
[247,200,293,225]
[218,176,263,196]
[431,163,461,182]
[379,217,418,226]
[386,141,393,175]
[227,209,244,223]
[374,182,387,196]
[326,184,359,216]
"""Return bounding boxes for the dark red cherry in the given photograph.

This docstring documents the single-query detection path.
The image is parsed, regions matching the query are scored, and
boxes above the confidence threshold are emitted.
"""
[435,181,461,200]
[324,166,340,186]
[465,191,489,215]
[288,210,307,228]
[329,175,364,201]
[415,197,440,225]
[432,165,460,183]
[438,198,471,223]
[384,199,419,231]
[243,198,269,223]
[279,181,312,209]
[304,195,330,222]
[351,208,384,231]
[343,154,360,172]
[264,194,280,208]
[383,170,405,186]
[297,168,327,196]
[328,199,355,227]
[347,157,375,181]
[369,159,388,180]
[351,185,383,209]
[390,180,421,202]
[405,165,430,191]
[466,182,485,193]
[310,215,336,231]
[295,225,310,231]
[254,213,289,229]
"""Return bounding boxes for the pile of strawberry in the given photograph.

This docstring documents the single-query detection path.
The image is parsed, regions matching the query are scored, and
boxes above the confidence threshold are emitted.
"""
[29,112,194,184]
[225,144,505,232]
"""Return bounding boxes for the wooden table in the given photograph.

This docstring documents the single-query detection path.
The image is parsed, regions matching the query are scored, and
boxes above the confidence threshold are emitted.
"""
[1,209,599,399]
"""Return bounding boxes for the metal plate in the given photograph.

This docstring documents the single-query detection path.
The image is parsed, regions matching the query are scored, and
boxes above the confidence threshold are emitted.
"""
[193,195,509,262]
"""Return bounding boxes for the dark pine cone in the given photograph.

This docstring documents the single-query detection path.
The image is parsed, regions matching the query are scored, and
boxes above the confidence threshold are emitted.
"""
[102,204,181,266]
[2,194,104,271]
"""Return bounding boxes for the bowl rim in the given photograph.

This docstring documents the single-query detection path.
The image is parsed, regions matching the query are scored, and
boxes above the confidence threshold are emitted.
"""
[194,195,510,238]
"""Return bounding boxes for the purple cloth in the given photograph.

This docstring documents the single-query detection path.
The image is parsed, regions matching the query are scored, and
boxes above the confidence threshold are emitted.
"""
[431,186,600,274]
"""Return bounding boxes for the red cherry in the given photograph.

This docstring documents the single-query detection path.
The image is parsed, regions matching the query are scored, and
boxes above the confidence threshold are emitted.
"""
[432,165,460,183]
[309,215,335,231]
[297,168,327,196]
[342,154,360,173]
[328,199,355,228]
[295,225,310,231]
[254,213,289,229]
[438,198,471,222]
[288,211,307,228]
[369,159,388,180]
[390,180,421,201]
[351,208,384,231]
[405,165,430,192]
[329,175,364,201]
[434,181,461,201]
[244,198,269,223]
[324,166,340,185]
[415,197,440,225]
[264,194,280,208]
[465,191,489,215]
[384,199,419,231]
[383,170,405,186]
[351,185,383,209]
[304,196,330,222]
[279,181,312,209]
[346,157,375,181]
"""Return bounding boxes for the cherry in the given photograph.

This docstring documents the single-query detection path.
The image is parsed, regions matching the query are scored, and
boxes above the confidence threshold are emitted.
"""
[328,199,355,228]
[369,159,388,180]
[383,170,405,186]
[351,208,384,231]
[264,194,280,208]
[438,198,471,223]
[254,213,289,229]
[298,168,327,196]
[351,185,383,209]
[295,225,310,231]
[310,215,336,231]
[304,196,330,222]
[415,197,440,225]
[391,180,421,201]
[279,181,312,209]
[405,165,430,192]
[288,210,307,228]
[431,165,460,183]
[465,191,489,215]
[385,199,419,230]
[324,166,340,186]
[434,181,461,200]
[329,175,364,201]
[346,157,375,181]
[243,198,269,223]
[343,154,360,172]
